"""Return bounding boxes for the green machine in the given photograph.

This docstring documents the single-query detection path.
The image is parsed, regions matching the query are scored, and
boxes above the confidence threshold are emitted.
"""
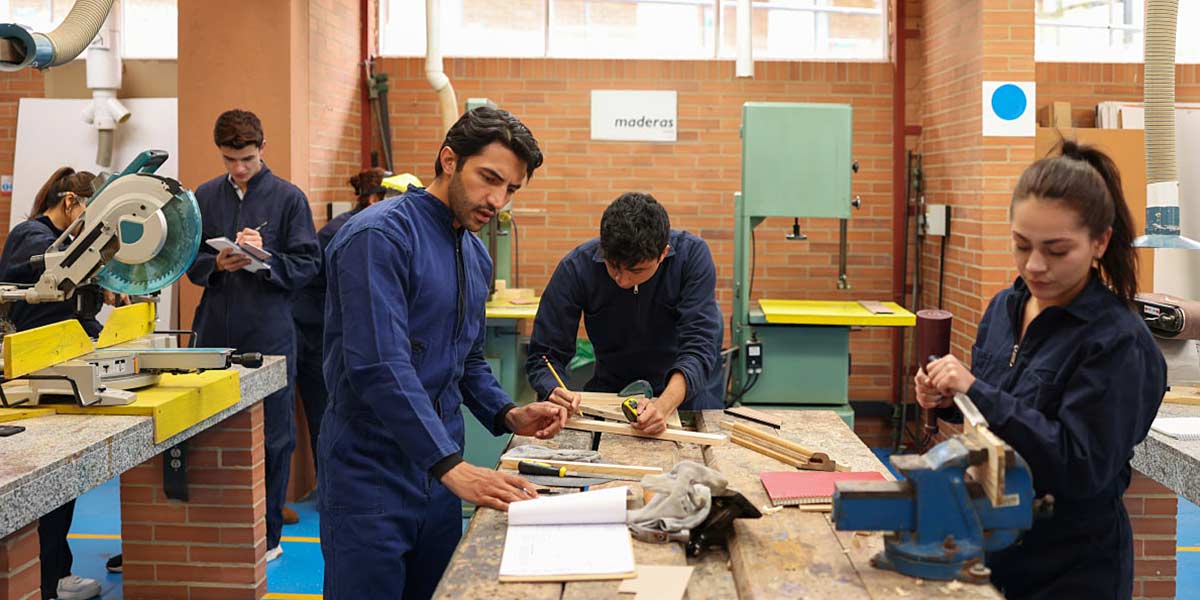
[728,103,914,427]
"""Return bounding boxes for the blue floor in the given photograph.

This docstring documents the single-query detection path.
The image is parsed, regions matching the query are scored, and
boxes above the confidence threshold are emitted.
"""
[63,456,1200,599]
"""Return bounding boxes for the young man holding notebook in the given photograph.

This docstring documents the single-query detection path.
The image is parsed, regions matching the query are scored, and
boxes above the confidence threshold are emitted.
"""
[186,108,321,563]
[527,192,724,434]
[319,107,568,600]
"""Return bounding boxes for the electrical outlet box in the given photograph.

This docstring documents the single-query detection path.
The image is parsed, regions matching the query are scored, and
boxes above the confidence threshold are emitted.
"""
[745,340,763,374]
[926,204,950,236]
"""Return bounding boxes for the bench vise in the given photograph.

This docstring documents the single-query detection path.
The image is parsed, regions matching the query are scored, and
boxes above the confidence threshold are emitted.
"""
[832,393,1034,583]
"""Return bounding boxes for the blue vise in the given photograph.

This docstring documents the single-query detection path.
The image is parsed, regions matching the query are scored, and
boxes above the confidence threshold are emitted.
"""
[832,433,1034,583]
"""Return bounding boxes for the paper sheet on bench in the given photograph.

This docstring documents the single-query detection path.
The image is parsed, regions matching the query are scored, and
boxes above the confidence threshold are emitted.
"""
[499,486,634,581]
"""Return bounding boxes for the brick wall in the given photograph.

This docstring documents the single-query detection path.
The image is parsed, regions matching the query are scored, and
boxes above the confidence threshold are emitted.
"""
[1127,471,1178,599]
[1037,62,1200,127]
[378,57,901,406]
[308,0,365,227]
[0,523,39,600]
[0,69,45,251]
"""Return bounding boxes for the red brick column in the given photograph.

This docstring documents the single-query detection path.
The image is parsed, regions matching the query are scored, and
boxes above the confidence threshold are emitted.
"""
[119,404,267,600]
[0,523,40,600]
[1126,470,1177,600]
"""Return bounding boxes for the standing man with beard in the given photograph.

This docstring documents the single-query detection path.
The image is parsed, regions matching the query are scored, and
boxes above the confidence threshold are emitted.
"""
[318,107,568,599]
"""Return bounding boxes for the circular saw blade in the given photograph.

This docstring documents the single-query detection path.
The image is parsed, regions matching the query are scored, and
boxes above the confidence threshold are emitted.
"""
[96,186,202,295]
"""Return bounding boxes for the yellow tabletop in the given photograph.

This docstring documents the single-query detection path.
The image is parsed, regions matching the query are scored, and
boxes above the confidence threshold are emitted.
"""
[0,406,56,423]
[485,298,540,320]
[758,299,916,327]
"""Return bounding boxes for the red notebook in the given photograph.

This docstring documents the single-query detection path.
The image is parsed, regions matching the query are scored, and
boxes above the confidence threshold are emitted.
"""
[759,471,887,506]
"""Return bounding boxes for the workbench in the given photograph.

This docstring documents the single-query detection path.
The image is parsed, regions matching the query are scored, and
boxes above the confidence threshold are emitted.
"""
[1133,402,1200,507]
[434,409,1002,599]
[0,356,287,600]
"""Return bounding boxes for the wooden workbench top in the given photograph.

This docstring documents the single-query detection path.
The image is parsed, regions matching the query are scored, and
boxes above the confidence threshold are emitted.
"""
[433,409,1001,599]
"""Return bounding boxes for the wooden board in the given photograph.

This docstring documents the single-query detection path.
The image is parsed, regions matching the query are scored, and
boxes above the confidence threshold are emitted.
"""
[53,370,240,443]
[565,418,726,445]
[485,298,540,320]
[95,302,157,349]
[3,319,94,379]
[1036,127,1152,293]
[576,392,683,428]
[1164,387,1200,405]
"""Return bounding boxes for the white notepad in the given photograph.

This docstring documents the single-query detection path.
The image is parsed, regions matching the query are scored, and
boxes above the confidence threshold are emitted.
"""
[498,486,635,582]
[205,237,272,273]
[1151,417,1200,441]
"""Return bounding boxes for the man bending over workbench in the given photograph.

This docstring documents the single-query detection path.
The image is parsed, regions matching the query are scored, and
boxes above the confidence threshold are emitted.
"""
[527,192,724,434]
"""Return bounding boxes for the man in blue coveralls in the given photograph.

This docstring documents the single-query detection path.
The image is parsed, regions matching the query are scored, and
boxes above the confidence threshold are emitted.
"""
[319,107,568,599]
[187,109,321,563]
[527,192,724,434]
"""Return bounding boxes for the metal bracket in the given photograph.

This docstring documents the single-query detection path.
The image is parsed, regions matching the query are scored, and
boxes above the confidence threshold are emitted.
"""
[163,441,188,501]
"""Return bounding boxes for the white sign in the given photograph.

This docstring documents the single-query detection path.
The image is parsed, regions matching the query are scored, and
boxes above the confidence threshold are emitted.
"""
[591,90,677,142]
[0,176,11,194]
[982,81,1036,137]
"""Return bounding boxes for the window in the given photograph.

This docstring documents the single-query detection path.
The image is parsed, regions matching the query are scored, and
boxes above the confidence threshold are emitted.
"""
[0,0,178,60]
[380,0,888,61]
[1036,1,1200,63]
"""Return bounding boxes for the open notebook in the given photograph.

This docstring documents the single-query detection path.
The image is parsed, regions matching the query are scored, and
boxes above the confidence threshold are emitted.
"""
[1150,417,1200,441]
[499,486,636,582]
[205,237,272,273]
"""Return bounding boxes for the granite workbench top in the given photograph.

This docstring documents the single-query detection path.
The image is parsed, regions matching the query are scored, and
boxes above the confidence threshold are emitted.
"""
[0,356,287,539]
[1133,402,1200,507]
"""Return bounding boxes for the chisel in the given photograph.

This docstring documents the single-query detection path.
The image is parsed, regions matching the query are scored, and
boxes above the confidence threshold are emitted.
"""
[516,460,645,482]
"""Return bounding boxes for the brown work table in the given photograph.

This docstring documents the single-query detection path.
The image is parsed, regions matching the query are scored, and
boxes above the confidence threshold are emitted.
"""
[433,409,1002,599]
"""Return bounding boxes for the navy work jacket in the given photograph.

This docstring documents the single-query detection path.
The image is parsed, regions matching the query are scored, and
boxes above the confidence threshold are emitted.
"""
[186,165,320,369]
[320,187,514,499]
[293,207,359,330]
[526,230,723,409]
[966,273,1165,596]
[0,215,101,336]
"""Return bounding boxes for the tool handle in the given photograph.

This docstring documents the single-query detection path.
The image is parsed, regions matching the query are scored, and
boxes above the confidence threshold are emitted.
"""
[517,460,566,478]
[231,353,264,368]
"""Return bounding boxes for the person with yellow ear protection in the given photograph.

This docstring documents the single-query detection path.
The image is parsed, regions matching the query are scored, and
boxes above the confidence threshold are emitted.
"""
[0,166,119,600]
[291,168,419,485]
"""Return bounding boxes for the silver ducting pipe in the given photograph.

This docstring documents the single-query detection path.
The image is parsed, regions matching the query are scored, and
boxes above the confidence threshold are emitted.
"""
[1136,0,1200,249]
[0,0,116,72]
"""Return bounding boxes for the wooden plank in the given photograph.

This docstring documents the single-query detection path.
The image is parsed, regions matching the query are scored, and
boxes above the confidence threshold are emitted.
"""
[580,405,629,422]
[728,434,806,468]
[1164,388,1200,405]
[3,319,94,379]
[95,302,156,349]
[498,457,663,477]
[565,418,726,445]
[577,392,683,428]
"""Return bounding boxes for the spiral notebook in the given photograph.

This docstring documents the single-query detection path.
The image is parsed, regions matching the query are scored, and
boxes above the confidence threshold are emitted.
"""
[499,486,635,582]
[759,471,887,507]
[1150,417,1200,441]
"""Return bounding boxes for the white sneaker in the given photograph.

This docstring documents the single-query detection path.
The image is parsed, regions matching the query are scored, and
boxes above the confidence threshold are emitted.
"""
[265,544,283,562]
[56,574,101,600]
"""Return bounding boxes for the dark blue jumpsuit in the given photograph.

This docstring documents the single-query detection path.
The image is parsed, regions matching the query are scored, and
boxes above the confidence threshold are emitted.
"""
[0,215,102,600]
[318,188,515,599]
[186,166,320,551]
[526,230,724,410]
[292,208,359,466]
[964,274,1165,599]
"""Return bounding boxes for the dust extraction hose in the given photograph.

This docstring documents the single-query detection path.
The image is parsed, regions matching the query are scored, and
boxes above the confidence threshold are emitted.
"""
[0,0,114,71]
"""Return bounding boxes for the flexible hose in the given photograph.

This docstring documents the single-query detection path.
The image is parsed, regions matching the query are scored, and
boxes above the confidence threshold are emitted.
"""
[1145,0,1177,185]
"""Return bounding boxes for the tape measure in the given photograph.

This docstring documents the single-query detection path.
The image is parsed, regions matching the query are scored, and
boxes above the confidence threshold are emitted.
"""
[621,397,640,422]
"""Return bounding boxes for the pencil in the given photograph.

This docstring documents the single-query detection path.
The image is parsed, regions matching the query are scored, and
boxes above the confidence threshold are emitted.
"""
[542,356,582,416]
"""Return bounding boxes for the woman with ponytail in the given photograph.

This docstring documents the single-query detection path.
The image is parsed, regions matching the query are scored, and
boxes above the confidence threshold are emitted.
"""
[0,166,104,600]
[913,141,1166,598]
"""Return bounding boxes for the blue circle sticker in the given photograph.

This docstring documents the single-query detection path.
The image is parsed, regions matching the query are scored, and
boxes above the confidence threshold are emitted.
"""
[991,84,1027,121]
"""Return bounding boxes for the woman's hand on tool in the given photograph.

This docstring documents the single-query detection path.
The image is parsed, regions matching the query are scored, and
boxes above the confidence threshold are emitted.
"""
[913,367,953,409]
[506,402,568,439]
[441,462,537,511]
[544,387,582,415]
[631,401,667,435]
[920,355,976,406]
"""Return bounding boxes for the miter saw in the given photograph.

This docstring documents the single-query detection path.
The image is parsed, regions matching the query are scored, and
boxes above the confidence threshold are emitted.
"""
[832,393,1034,584]
[0,150,261,408]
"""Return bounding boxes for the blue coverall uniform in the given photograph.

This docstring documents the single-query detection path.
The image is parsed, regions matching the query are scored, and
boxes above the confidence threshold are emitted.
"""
[186,166,320,551]
[292,208,359,465]
[318,188,516,599]
[0,215,101,599]
[526,230,724,409]
[964,274,1165,599]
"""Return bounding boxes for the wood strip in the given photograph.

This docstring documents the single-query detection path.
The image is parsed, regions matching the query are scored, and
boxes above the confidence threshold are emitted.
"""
[566,418,727,445]
[580,405,629,422]
[721,421,820,458]
[729,434,806,468]
[498,457,663,477]
[577,392,683,428]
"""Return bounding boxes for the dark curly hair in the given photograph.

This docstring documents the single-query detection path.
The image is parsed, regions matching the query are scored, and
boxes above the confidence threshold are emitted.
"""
[434,107,543,180]
[599,192,670,270]
[213,109,264,150]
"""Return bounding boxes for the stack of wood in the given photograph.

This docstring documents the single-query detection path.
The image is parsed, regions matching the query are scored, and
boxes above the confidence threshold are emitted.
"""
[720,421,846,472]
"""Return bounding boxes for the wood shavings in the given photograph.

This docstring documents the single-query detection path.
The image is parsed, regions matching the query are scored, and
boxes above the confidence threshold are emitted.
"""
[760,505,784,515]
[939,581,965,594]
[894,587,910,597]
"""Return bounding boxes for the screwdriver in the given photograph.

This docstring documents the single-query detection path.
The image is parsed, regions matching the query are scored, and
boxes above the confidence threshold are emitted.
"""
[516,460,643,482]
